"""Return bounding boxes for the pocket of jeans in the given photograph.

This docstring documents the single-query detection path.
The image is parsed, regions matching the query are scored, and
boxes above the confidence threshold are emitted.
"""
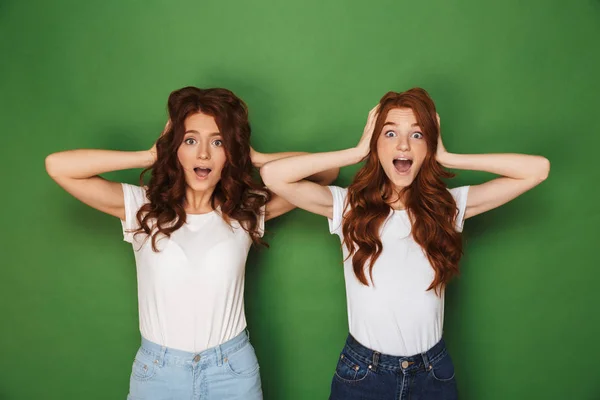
[334,351,370,383]
[225,342,260,377]
[430,351,455,382]
[131,348,158,381]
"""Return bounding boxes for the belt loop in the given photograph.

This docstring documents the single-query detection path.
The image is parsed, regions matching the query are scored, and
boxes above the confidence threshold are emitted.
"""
[421,350,431,372]
[245,328,251,342]
[371,351,380,372]
[216,344,223,367]
[158,345,167,367]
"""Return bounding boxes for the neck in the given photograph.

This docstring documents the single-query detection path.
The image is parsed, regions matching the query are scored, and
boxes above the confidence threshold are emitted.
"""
[184,186,216,214]
[386,184,407,210]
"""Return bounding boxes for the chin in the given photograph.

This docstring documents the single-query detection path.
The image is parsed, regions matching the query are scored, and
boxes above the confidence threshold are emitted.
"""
[382,170,411,188]
[394,179,414,188]
[389,175,416,189]
[187,181,216,192]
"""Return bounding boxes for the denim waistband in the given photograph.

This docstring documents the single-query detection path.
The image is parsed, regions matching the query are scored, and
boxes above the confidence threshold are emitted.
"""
[138,329,250,368]
[344,334,448,373]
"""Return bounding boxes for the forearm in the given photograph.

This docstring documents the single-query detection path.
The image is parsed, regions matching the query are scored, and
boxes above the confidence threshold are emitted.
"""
[252,150,306,168]
[261,147,363,186]
[258,105,376,187]
[45,149,154,180]
[438,152,550,181]
[307,166,339,185]
[254,149,343,185]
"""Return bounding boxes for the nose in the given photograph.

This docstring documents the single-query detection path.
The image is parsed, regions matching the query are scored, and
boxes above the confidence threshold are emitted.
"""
[396,136,410,152]
[197,143,210,160]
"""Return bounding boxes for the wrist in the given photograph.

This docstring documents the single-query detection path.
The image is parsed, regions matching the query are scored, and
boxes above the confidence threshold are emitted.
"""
[436,151,455,168]
[351,146,368,163]
[142,150,156,168]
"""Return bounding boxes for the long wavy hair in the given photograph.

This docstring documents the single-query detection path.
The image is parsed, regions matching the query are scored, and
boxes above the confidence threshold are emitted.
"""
[342,88,462,294]
[135,86,270,251]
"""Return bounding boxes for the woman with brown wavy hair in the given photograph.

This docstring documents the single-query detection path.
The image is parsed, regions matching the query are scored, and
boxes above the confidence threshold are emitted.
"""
[45,86,337,399]
[261,88,549,399]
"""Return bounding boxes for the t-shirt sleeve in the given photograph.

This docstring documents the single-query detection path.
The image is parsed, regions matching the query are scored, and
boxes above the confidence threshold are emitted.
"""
[246,189,268,238]
[448,186,470,232]
[257,204,266,238]
[327,186,349,237]
[120,183,149,243]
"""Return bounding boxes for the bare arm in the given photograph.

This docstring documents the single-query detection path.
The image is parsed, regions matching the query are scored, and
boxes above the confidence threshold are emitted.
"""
[436,120,550,219]
[260,106,379,219]
[45,149,155,220]
[251,147,339,187]
[251,147,340,221]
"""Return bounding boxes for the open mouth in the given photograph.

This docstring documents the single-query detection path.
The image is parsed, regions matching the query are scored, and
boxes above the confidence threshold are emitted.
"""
[193,167,212,179]
[393,157,413,174]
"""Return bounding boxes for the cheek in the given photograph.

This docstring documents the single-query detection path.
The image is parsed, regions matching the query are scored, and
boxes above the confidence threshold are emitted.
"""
[176,147,189,165]
[213,149,227,170]
[414,142,429,162]
[376,139,393,158]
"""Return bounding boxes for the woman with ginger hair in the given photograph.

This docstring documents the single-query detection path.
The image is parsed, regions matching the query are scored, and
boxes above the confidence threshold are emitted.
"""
[261,88,549,399]
[45,86,337,399]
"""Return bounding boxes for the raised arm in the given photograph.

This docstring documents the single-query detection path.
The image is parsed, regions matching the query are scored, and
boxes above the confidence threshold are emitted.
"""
[45,123,166,220]
[251,147,339,187]
[260,106,378,219]
[251,147,340,221]
[436,117,550,219]
[45,149,154,220]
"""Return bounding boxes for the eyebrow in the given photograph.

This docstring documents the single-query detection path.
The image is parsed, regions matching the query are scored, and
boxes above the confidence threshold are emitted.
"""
[383,121,421,128]
[184,130,221,137]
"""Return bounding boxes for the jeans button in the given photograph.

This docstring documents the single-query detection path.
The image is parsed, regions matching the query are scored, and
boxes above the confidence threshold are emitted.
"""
[193,355,201,362]
[401,361,409,369]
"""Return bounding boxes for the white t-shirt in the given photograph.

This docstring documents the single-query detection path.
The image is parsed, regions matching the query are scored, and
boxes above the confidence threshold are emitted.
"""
[120,184,265,353]
[328,185,470,356]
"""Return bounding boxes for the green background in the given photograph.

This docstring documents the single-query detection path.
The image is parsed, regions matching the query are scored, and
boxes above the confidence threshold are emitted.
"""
[1,0,598,399]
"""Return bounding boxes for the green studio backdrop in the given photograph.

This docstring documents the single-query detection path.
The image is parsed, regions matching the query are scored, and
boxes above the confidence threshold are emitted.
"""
[1,0,598,399]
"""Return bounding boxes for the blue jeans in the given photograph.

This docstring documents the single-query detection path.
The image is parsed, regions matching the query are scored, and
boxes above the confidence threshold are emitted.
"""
[329,334,458,400]
[127,330,262,400]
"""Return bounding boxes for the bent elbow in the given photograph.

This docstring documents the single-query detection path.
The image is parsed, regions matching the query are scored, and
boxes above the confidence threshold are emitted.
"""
[259,162,278,188]
[537,157,550,182]
[45,153,60,179]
